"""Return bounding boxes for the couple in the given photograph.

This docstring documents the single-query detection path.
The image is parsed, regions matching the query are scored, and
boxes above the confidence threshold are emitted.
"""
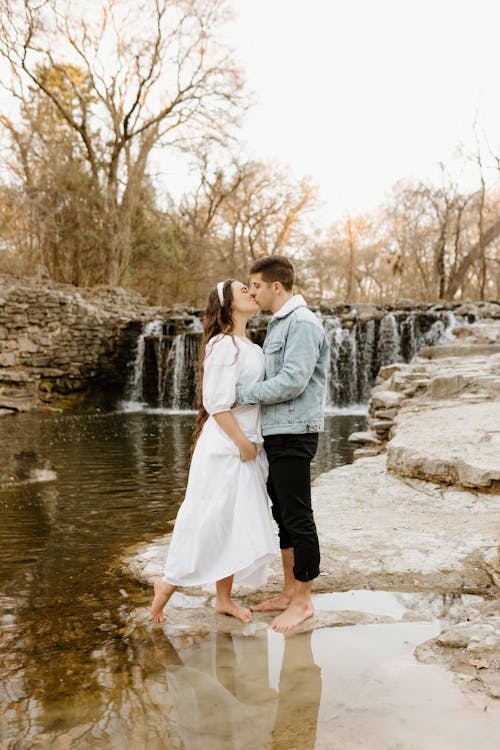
[151,255,329,632]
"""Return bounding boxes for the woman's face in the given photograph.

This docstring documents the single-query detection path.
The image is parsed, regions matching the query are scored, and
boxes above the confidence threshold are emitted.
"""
[230,281,260,315]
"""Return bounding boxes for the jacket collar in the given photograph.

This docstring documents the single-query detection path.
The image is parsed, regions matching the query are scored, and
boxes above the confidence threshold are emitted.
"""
[270,294,307,321]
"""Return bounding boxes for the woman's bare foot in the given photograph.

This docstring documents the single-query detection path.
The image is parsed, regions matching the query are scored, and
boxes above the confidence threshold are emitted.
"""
[215,599,253,623]
[151,578,175,623]
[250,593,292,612]
[270,599,314,633]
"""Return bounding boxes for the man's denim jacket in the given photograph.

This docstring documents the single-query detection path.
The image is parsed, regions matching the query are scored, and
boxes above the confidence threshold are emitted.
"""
[236,295,329,436]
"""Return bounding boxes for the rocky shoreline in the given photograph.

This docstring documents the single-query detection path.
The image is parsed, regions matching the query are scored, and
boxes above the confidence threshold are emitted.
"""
[2,273,500,415]
[123,317,500,700]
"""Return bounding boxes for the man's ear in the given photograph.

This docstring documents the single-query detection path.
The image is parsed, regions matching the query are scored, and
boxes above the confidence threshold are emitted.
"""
[272,281,282,294]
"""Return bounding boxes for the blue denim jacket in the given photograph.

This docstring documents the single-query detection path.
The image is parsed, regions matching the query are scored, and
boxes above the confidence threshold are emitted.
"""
[236,295,329,435]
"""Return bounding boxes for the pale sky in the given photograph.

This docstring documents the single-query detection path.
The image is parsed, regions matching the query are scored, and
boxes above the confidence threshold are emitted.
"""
[1,0,499,227]
[221,0,500,223]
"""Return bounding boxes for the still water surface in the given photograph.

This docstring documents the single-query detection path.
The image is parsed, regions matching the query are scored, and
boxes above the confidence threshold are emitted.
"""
[2,411,499,748]
[0,410,371,746]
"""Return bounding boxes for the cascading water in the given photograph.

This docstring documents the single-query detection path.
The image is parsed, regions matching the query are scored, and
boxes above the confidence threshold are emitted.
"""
[376,313,402,371]
[122,310,461,412]
[121,317,200,411]
[122,319,164,409]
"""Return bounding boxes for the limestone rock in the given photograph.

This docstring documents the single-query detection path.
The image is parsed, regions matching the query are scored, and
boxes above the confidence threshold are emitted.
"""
[347,431,381,445]
[125,455,500,596]
[415,599,500,699]
[353,446,382,458]
[420,344,500,359]
[430,373,466,399]
[371,391,406,409]
[387,401,500,489]
[437,623,497,649]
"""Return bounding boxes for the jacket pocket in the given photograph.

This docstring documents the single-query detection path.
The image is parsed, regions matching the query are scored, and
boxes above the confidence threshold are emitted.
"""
[263,339,284,377]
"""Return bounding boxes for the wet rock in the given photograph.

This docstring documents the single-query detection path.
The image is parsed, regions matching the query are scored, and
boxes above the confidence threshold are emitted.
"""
[347,431,381,445]
[394,298,417,310]
[131,603,399,637]
[350,302,379,322]
[415,599,500,699]
[0,451,56,484]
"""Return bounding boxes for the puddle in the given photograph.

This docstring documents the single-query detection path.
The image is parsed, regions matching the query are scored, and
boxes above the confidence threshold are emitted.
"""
[147,622,499,750]
[131,589,498,749]
[314,589,485,621]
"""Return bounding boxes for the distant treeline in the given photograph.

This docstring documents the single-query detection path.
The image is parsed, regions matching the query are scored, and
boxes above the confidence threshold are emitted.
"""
[0,0,499,306]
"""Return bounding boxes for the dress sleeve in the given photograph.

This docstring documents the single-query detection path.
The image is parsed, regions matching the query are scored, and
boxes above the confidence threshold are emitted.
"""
[202,335,239,415]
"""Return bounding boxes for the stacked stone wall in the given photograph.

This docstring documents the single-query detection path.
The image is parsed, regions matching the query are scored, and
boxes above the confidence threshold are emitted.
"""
[0,274,165,413]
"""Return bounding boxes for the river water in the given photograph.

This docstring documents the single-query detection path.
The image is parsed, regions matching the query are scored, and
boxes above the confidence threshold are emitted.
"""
[1,410,499,748]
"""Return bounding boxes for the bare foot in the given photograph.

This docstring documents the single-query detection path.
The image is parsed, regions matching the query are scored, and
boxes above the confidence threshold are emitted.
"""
[151,578,175,623]
[250,593,292,612]
[215,599,253,623]
[270,599,314,633]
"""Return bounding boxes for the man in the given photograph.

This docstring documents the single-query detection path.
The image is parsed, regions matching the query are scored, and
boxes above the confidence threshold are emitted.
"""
[236,255,329,632]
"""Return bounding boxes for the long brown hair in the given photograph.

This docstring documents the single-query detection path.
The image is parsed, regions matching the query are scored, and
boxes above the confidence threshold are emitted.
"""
[191,279,237,451]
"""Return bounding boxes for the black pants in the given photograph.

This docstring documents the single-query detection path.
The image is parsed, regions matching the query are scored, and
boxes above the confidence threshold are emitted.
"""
[264,433,320,583]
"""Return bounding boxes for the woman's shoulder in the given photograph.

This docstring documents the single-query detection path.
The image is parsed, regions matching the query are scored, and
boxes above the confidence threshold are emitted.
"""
[205,333,240,362]
[206,333,236,350]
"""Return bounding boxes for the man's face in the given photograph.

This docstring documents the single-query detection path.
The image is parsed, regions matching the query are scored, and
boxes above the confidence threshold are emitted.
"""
[249,273,275,312]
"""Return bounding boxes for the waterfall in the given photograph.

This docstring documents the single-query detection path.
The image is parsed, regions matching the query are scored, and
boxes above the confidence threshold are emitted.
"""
[122,319,164,408]
[400,311,460,361]
[324,318,359,407]
[122,310,461,412]
[376,313,402,370]
[356,318,376,402]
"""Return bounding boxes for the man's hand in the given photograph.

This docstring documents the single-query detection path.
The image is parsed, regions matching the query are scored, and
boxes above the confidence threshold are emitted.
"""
[239,438,257,462]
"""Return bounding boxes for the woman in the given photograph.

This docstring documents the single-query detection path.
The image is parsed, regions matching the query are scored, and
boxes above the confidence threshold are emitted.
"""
[151,279,278,624]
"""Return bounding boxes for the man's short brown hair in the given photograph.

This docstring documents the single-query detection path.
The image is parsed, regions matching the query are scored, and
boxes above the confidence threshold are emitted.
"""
[249,255,294,291]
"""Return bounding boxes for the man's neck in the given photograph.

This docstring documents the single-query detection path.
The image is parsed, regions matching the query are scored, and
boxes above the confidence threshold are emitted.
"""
[270,292,294,315]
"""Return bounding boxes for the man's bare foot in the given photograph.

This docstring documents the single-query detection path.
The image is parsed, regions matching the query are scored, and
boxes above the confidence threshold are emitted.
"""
[250,593,292,612]
[215,599,253,623]
[270,599,314,633]
[151,578,175,623]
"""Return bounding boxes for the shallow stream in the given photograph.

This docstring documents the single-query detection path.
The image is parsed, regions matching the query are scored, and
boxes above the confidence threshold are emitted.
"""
[0,410,498,748]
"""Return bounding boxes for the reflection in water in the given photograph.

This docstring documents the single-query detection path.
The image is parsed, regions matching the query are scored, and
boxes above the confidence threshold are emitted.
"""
[0,411,360,745]
[314,589,486,621]
[4,411,496,747]
[151,629,321,750]
[271,633,321,750]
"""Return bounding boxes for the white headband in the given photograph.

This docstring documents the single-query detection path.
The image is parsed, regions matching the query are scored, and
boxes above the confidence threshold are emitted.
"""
[216,281,225,306]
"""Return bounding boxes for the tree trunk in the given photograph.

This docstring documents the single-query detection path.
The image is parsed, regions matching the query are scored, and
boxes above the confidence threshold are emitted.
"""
[445,216,500,298]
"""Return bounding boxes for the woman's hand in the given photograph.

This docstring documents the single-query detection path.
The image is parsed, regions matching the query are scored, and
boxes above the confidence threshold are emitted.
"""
[238,438,257,462]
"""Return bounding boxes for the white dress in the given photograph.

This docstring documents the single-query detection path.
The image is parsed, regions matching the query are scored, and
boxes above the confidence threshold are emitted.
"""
[163,334,278,589]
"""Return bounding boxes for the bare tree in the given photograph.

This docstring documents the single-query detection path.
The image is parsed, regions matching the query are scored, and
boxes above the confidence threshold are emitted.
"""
[0,0,244,284]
